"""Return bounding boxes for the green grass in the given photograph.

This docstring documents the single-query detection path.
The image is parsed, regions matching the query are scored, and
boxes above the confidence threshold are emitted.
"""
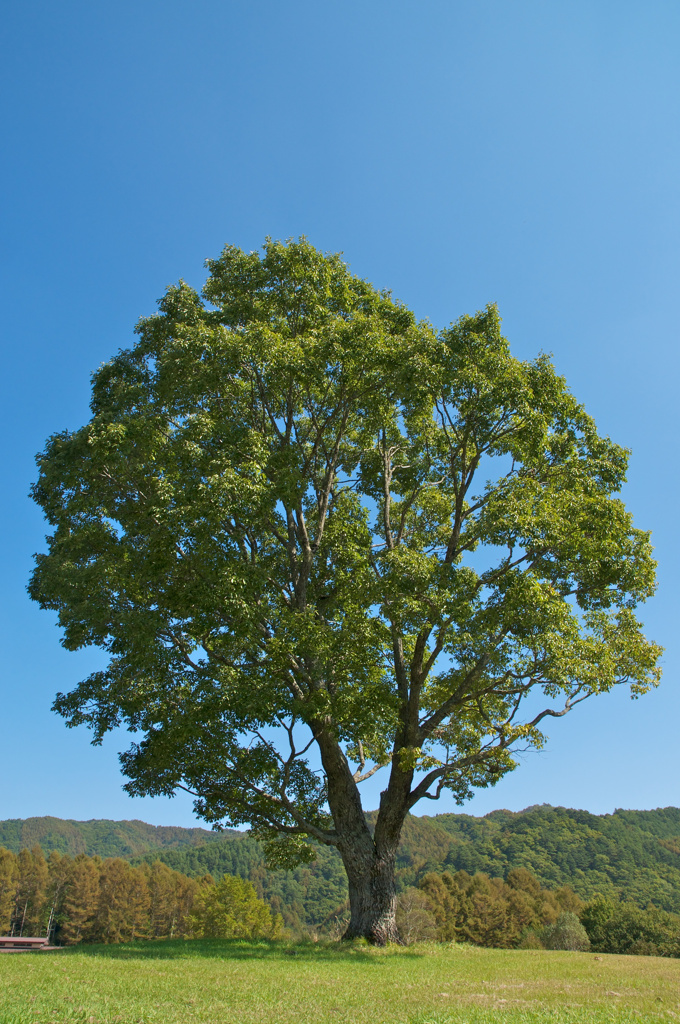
[1,939,679,1023]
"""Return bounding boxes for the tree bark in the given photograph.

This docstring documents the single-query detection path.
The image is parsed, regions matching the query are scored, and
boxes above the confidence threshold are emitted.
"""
[314,726,406,944]
[341,845,399,944]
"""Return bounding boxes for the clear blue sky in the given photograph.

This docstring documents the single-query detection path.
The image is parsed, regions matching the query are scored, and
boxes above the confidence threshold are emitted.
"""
[1,0,678,827]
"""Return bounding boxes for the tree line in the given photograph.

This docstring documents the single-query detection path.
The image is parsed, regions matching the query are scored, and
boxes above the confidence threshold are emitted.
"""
[1,844,678,956]
[394,868,680,957]
[417,806,680,912]
[0,847,280,944]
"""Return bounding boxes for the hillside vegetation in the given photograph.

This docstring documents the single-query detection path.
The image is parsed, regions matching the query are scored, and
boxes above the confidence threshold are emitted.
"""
[2,805,679,933]
[0,816,220,858]
[418,806,680,910]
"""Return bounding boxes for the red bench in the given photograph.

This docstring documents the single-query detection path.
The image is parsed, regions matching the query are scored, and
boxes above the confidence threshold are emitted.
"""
[0,936,51,950]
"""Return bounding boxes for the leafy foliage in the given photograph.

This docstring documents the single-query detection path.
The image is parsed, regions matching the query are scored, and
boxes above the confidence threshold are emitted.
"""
[421,805,680,911]
[3,835,679,956]
[409,871,680,957]
[142,805,680,924]
[418,866,582,948]
[0,816,218,858]
[395,886,438,944]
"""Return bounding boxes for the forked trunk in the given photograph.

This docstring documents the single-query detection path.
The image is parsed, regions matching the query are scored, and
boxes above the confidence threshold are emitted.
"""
[314,726,409,945]
[342,848,399,944]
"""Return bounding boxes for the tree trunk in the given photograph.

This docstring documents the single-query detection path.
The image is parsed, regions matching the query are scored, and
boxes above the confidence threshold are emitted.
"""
[314,726,408,945]
[341,846,399,945]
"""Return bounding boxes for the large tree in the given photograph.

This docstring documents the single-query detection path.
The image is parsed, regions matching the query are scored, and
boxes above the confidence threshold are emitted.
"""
[30,239,661,943]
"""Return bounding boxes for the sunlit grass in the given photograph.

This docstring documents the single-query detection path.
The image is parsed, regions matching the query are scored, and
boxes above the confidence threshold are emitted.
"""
[1,939,678,1023]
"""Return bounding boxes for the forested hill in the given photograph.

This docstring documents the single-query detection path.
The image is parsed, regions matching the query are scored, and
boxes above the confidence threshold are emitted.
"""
[412,806,680,912]
[2,806,679,925]
[0,816,225,858]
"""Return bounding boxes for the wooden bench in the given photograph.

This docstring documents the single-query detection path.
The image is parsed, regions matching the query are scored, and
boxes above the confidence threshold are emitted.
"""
[0,936,51,949]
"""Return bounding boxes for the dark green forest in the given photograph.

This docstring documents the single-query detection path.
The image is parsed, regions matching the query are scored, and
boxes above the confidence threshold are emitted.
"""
[2,805,679,933]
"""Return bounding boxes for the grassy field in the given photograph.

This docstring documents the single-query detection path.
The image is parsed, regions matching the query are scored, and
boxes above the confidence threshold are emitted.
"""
[0,939,678,1024]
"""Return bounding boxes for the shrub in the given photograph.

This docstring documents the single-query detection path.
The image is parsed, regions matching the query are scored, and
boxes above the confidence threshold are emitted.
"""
[518,929,545,949]
[581,897,680,957]
[542,912,591,951]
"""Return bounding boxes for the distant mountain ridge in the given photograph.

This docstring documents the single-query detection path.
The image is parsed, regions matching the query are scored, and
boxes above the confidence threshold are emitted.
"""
[0,815,228,858]
[2,806,679,925]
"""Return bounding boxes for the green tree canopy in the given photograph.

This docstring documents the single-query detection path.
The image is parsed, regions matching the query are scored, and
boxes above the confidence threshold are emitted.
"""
[189,874,281,939]
[30,238,661,942]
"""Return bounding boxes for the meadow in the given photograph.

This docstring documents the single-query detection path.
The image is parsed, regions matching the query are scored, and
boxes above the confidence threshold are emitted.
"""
[0,940,678,1024]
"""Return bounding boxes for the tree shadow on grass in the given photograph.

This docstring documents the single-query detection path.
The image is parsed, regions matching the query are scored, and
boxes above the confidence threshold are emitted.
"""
[66,938,425,962]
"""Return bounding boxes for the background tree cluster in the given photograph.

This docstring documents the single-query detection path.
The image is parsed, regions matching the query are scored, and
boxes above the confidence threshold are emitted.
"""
[406,866,582,947]
[580,895,680,958]
[0,847,279,944]
[396,868,680,956]
[2,842,678,955]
